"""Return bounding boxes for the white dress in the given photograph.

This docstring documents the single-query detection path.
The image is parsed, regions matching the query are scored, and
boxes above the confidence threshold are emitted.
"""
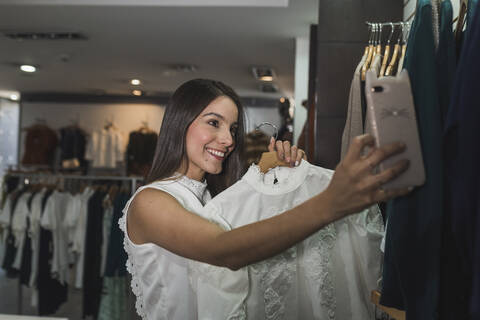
[119,175,212,320]
[190,161,384,320]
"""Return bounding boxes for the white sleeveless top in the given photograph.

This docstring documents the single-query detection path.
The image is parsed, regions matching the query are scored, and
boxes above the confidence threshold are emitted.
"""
[119,175,211,320]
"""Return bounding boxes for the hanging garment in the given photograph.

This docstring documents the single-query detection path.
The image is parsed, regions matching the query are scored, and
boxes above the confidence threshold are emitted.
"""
[21,124,58,166]
[436,0,456,123]
[85,128,124,168]
[28,189,46,289]
[380,1,446,319]
[41,191,71,284]
[119,176,211,320]
[11,192,32,270]
[190,161,384,320]
[126,130,157,176]
[71,187,95,289]
[341,51,368,159]
[37,189,68,316]
[104,192,130,277]
[443,0,480,318]
[82,190,107,319]
[98,276,128,320]
[58,126,87,169]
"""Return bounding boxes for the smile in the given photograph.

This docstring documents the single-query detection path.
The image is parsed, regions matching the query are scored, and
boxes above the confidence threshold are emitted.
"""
[206,148,225,159]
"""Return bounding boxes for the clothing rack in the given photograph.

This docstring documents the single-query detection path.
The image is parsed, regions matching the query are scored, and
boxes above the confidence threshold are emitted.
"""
[5,173,143,197]
[365,21,411,27]
[2,172,142,317]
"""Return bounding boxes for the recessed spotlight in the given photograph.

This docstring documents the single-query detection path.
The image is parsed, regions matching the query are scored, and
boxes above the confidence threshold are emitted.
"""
[131,79,141,86]
[279,97,286,103]
[10,94,19,101]
[132,90,142,96]
[259,75,273,82]
[20,65,36,73]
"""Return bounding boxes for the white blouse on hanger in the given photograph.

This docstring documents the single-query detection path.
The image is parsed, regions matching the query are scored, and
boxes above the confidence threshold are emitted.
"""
[85,128,124,168]
[190,161,384,320]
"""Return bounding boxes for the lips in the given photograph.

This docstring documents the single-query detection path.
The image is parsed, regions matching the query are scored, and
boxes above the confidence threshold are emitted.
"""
[206,148,226,159]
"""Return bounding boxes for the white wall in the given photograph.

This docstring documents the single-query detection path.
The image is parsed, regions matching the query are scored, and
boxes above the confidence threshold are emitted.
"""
[20,102,165,161]
[293,37,309,144]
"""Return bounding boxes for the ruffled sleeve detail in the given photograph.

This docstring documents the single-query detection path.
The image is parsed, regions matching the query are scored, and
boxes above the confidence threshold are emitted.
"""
[118,213,148,319]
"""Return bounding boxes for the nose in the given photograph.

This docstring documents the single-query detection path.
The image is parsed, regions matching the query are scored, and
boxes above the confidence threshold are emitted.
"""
[219,128,234,148]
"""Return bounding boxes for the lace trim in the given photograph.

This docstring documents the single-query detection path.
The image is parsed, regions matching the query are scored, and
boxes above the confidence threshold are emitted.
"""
[250,215,297,320]
[118,214,148,319]
[303,224,337,320]
[176,175,208,204]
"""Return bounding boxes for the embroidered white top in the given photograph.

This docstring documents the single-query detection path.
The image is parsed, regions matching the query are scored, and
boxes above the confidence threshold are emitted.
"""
[190,161,384,320]
[119,175,211,320]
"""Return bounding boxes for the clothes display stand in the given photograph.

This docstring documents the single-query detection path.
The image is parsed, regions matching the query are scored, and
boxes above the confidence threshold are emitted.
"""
[2,172,142,319]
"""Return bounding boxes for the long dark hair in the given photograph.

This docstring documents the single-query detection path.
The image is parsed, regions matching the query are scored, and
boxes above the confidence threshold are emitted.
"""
[146,79,246,196]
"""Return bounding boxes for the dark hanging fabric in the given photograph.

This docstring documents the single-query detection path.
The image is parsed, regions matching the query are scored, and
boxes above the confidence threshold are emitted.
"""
[1,190,25,277]
[19,222,32,286]
[37,190,68,316]
[58,126,87,168]
[380,1,451,319]
[21,124,58,166]
[104,192,130,277]
[443,0,480,318]
[82,190,107,319]
[126,131,157,176]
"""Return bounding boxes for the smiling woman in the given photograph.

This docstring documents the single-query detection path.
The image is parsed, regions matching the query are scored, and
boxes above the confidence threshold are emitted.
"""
[121,78,410,320]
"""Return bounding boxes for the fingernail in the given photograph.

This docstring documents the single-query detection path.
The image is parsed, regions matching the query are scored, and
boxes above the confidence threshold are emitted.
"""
[295,160,299,166]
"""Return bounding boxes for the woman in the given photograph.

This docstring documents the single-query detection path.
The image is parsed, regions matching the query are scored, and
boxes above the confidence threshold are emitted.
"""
[120,79,410,319]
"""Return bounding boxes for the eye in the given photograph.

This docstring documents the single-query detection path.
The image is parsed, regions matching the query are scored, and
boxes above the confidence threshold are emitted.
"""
[207,119,219,127]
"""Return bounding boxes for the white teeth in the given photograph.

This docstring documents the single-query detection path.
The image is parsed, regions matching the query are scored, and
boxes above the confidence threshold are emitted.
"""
[207,149,225,157]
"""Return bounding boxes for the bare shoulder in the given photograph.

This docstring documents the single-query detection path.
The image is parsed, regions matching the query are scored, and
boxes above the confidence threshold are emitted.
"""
[127,187,185,244]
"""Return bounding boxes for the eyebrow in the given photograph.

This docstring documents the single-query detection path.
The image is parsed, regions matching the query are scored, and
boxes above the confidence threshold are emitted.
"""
[202,112,238,126]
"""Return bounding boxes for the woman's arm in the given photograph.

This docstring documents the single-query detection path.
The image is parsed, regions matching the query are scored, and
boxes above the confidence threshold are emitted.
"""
[127,134,410,270]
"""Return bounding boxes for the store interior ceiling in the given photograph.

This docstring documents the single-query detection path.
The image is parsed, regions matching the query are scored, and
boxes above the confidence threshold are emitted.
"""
[0,0,318,100]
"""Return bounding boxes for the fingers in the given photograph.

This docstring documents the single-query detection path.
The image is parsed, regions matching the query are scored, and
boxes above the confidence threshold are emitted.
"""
[361,159,410,191]
[344,134,375,163]
[276,140,290,162]
[268,137,275,152]
[372,187,411,203]
[359,141,406,173]
[270,139,305,167]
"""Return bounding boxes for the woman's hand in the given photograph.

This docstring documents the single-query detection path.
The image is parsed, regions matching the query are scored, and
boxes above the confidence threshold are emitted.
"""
[268,137,307,167]
[323,134,411,219]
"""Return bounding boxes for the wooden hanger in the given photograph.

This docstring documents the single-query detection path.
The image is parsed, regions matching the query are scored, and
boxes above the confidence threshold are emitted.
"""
[380,23,395,76]
[385,23,404,76]
[362,24,376,81]
[257,151,290,173]
[255,122,290,173]
[455,0,468,44]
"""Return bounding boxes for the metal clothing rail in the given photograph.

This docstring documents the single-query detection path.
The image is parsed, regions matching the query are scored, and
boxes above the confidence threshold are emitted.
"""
[5,172,144,196]
[365,21,412,27]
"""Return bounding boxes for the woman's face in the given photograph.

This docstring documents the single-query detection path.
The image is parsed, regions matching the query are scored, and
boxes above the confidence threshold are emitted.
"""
[184,96,239,181]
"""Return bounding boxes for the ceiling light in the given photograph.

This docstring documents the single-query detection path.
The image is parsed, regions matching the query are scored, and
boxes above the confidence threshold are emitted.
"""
[280,97,286,103]
[252,66,275,82]
[20,65,36,73]
[10,94,19,101]
[131,79,141,85]
[132,90,142,96]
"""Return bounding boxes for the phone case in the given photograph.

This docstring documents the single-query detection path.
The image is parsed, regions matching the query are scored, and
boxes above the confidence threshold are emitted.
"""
[365,69,425,189]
